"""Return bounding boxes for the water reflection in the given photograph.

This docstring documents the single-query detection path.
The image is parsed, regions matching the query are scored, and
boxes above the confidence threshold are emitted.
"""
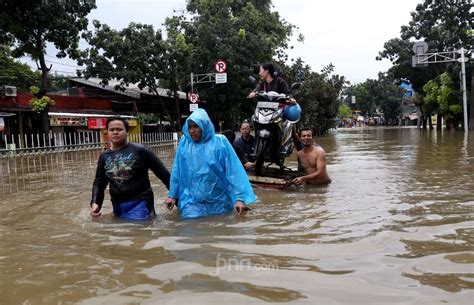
[0,128,473,304]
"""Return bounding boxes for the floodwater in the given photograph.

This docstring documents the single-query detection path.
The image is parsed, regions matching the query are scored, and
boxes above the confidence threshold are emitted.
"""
[0,128,473,304]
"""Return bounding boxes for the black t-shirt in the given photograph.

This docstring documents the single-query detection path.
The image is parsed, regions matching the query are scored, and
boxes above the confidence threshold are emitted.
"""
[91,142,170,208]
[232,143,249,165]
[234,135,255,159]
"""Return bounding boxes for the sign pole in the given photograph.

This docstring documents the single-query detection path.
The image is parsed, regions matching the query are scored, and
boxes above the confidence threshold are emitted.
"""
[460,48,468,132]
[189,59,227,100]
[412,42,470,132]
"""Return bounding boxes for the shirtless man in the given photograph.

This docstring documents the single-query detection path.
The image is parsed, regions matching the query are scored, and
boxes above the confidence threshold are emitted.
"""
[292,128,331,185]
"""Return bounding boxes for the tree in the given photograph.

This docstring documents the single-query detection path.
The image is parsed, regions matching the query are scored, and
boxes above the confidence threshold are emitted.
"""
[29,86,55,112]
[168,0,295,125]
[423,72,462,128]
[281,60,347,135]
[0,0,96,92]
[345,73,403,123]
[0,46,40,90]
[377,0,472,127]
[352,80,377,116]
[338,104,351,119]
[371,73,403,123]
[162,17,195,130]
[0,0,96,136]
[81,21,191,130]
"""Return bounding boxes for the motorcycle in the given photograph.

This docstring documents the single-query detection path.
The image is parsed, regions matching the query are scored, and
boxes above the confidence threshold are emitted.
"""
[250,82,301,176]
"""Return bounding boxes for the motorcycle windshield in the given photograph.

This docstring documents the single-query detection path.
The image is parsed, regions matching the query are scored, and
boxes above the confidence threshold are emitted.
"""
[168,109,256,219]
[257,101,279,109]
[257,91,287,101]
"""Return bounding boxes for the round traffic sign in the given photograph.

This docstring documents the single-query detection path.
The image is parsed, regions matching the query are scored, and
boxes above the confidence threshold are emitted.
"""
[214,59,227,73]
[190,93,199,103]
[413,41,428,55]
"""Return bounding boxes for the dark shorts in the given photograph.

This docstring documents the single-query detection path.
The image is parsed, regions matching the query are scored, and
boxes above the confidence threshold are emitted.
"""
[113,199,151,220]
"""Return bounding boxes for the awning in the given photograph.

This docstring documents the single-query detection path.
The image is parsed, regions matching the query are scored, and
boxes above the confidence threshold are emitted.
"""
[0,112,17,117]
[48,112,136,119]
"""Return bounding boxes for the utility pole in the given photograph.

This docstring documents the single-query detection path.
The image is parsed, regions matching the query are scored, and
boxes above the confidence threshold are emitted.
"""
[471,74,474,130]
[412,42,471,132]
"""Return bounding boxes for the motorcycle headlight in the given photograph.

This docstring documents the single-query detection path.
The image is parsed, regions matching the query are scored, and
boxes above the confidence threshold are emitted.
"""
[259,129,271,138]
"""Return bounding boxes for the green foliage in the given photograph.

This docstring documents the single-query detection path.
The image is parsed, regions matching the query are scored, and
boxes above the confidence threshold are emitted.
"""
[80,0,344,133]
[162,19,195,129]
[352,81,375,115]
[0,46,40,90]
[169,0,295,123]
[399,0,472,50]
[81,20,193,129]
[423,72,462,121]
[30,86,40,95]
[280,59,347,135]
[137,113,160,124]
[81,21,167,90]
[346,73,403,122]
[377,0,472,122]
[29,86,55,112]
[338,104,351,119]
[0,0,96,90]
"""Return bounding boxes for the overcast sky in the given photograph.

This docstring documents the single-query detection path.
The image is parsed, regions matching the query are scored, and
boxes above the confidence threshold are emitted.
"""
[34,0,418,85]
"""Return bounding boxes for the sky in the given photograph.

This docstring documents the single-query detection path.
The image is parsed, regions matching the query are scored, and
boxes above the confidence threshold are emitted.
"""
[28,0,419,85]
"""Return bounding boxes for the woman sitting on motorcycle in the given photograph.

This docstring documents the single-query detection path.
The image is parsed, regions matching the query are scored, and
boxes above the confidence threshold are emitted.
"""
[248,63,297,105]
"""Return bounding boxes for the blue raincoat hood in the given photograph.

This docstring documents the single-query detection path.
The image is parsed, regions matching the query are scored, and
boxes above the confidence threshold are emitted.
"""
[169,109,256,219]
[182,108,215,143]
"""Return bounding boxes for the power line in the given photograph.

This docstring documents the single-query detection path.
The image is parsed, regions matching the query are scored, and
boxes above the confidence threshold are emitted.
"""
[44,54,80,64]
[48,69,80,75]
[43,59,128,75]
[44,59,84,69]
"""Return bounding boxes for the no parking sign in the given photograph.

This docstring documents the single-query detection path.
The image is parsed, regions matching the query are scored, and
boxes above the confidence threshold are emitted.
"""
[188,93,199,103]
[214,59,227,73]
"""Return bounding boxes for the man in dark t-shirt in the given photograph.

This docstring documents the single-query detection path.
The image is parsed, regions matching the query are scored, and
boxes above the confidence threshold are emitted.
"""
[233,122,255,170]
[90,117,170,220]
[222,129,249,166]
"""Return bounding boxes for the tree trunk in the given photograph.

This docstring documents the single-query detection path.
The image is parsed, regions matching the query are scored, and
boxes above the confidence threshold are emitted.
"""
[153,88,175,131]
[445,119,454,130]
[36,45,50,94]
[420,105,428,129]
[40,109,49,145]
[31,109,50,147]
[437,113,442,130]
[36,40,51,138]
[417,105,422,128]
[399,97,403,127]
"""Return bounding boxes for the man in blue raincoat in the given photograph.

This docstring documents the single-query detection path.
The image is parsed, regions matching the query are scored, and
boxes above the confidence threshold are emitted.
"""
[165,109,256,219]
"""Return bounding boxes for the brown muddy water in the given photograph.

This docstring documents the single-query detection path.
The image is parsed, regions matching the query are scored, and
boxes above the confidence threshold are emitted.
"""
[0,128,473,304]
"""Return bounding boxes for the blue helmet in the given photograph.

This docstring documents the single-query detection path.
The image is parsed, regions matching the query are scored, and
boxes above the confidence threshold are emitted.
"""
[283,103,301,122]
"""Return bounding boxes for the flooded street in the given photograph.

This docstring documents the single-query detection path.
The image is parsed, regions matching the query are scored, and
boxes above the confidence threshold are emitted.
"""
[1,128,473,304]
